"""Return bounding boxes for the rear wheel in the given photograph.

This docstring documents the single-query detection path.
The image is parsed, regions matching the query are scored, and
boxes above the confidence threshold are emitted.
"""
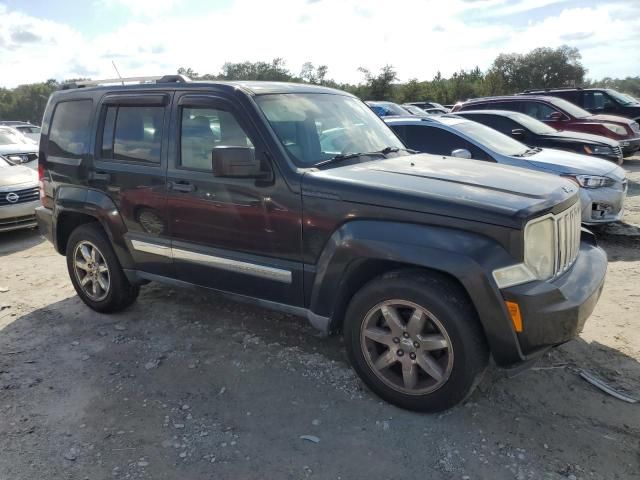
[344,271,488,412]
[66,223,139,313]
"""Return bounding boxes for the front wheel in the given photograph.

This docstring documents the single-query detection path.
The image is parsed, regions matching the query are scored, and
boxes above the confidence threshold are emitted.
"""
[344,271,488,412]
[66,223,139,313]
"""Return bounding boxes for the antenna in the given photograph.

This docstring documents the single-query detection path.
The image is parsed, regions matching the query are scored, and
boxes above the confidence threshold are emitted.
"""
[112,61,124,86]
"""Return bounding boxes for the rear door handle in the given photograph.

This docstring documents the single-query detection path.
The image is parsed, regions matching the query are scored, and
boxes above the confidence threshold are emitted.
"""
[168,181,196,193]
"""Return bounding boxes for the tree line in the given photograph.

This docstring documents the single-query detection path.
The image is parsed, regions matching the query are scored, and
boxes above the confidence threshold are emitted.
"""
[1,46,638,124]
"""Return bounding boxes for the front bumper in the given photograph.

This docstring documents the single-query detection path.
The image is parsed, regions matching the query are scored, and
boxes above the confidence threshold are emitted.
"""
[500,236,607,358]
[579,183,626,224]
[620,136,640,156]
[0,200,39,232]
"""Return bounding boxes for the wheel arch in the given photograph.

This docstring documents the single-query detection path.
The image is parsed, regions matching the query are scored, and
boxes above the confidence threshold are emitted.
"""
[53,186,135,270]
[308,220,524,365]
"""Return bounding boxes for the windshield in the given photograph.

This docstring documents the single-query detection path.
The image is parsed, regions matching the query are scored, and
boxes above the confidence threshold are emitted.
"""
[454,120,528,156]
[546,97,592,118]
[607,89,637,106]
[403,105,427,115]
[509,112,558,134]
[255,93,404,166]
[0,129,30,145]
[16,126,41,134]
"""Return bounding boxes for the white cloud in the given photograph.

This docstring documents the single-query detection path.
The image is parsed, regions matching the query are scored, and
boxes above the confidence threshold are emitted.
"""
[0,0,638,88]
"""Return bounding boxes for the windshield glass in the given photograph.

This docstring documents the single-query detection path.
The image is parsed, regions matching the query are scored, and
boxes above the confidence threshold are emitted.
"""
[546,97,592,118]
[607,89,637,105]
[510,112,557,134]
[403,105,426,115]
[0,129,29,145]
[453,120,528,156]
[255,93,404,166]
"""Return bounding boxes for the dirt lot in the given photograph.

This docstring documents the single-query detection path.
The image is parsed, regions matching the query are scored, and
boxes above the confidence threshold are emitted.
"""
[1,158,639,480]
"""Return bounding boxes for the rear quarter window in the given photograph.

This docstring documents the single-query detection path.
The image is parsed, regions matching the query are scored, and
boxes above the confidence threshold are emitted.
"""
[48,100,93,159]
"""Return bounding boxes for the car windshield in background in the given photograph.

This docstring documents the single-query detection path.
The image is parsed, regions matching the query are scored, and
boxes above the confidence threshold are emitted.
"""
[545,97,592,118]
[454,120,528,156]
[255,93,405,166]
[510,112,558,134]
[607,89,637,106]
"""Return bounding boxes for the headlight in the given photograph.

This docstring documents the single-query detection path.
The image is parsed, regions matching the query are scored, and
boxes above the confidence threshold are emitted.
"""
[6,154,26,164]
[492,215,555,288]
[570,175,614,189]
[603,123,627,136]
[583,145,613,155]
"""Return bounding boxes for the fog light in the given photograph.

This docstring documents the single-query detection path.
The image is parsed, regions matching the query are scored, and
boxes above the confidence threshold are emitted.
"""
[591,203,613,219]
[505,301,523,333]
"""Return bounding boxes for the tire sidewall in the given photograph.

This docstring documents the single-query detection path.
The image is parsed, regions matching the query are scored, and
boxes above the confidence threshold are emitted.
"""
[344,274,487,412]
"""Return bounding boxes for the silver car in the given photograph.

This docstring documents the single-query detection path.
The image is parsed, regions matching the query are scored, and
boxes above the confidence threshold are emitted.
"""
[0,126,39,169]
[0,155,39,232]
[386,115,627,224]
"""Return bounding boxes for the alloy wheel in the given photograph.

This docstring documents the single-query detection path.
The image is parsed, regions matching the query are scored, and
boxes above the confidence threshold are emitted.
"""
[73,241,111,302]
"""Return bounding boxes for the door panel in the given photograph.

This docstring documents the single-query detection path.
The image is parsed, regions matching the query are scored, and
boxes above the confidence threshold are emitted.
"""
[90,95,172,276]
[166,93,303,306]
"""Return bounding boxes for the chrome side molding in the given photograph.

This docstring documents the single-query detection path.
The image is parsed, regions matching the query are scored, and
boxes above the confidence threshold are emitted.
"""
[130,239,292,284]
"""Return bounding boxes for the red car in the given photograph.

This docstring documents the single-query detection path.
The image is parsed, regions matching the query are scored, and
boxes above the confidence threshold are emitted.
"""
[452,95,640,157]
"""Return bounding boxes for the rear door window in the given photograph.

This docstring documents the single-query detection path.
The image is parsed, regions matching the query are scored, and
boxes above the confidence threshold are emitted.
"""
[522,101,558,120]
[100,106,165,163]
[48,100,93,159]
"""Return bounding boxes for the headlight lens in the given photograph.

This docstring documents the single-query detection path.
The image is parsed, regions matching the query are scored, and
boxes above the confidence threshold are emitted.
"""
[603,123,627,136]
[583,145,613,155]
[524,216,555,280]
[571,175,614,188]
[6,154,26,164]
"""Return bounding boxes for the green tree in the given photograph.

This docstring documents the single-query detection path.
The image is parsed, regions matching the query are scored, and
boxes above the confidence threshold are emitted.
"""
[358,65,398,100]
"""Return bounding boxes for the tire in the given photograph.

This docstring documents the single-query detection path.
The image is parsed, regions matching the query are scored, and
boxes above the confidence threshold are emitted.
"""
[344,270,488,412]
[66,223,139,313]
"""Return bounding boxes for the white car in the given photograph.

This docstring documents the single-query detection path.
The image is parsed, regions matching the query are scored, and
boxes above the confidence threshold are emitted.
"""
[0,126,38,169]
[0,155,39,232]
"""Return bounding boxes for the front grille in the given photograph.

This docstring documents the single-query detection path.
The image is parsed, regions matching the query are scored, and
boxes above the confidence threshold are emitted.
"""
[554,202,581,277]
[0,186,39,206]
[612,145,623,158]
[0,214,36,229]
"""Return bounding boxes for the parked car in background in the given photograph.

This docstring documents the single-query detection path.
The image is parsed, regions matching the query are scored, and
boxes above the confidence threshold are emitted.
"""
[401,104,430,116]
[521,87,640,121]
[455,110,624,164]
[0,154,39,232]
[365,101,410,117]
[405,101,449,113]
[386,115,627,225]
[11,123,41,142]
[36,76,607,412]
[452,95,640,157]
[0,126,39,169]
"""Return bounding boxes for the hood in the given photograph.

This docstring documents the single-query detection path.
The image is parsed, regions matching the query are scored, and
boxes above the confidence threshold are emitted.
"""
[547,129,619,147]
[0,143,38,155]
[524,148,619,176]
[0,164,38,188]
[588,114,635,126]
[302,154,578,229]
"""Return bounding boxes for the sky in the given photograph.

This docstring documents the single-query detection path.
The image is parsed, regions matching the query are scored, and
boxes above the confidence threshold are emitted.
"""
[0,0,639,88]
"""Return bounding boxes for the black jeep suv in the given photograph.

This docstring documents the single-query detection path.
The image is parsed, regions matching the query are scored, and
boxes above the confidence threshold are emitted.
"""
[36,76,607,412]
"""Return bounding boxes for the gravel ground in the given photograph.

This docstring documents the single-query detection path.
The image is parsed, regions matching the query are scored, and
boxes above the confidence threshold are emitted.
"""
[1,156,639,480]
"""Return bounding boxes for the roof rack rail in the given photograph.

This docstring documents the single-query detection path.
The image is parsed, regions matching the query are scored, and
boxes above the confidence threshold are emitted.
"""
[61,74,191,90]
[522,86,584,93]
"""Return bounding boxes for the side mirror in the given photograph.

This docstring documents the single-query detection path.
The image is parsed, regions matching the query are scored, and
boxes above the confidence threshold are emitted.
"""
[451,148,472,159]
[511,128,526,139]
[211,146,265,178]
[548,111,564,121]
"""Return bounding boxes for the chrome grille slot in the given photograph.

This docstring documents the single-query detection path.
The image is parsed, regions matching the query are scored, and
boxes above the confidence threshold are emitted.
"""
[555,202,581,276]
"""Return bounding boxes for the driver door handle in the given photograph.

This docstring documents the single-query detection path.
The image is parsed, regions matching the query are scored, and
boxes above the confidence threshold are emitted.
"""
[168,181,196,193]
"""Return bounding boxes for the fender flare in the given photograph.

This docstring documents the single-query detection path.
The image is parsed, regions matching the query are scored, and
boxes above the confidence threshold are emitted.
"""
[53,186,135,269]
[309,220,524,365]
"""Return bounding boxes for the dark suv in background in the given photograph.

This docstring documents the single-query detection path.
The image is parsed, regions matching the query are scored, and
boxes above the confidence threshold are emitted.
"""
[36,76,606,412]
[452,95,640,156]
[522,87,640,121]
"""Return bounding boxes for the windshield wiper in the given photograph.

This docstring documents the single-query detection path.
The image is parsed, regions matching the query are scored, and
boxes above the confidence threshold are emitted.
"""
[313,146,412,168]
